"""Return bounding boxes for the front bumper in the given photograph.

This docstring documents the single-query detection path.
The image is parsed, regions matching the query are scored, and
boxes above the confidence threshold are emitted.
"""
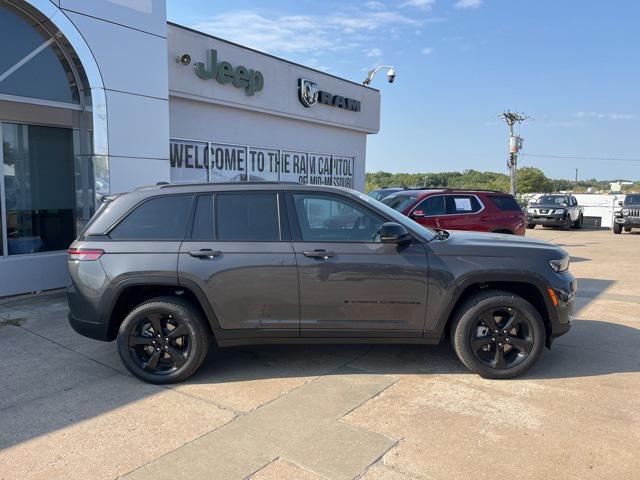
[614,217,640,227]
[547,274,577,341]
[527,214,567,226]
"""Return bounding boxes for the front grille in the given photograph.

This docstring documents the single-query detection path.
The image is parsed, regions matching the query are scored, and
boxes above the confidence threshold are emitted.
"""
[539,209,550,214]
[628,208,640,217]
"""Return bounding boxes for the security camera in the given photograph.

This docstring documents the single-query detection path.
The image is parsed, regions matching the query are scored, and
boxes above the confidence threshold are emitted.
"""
[387,67,396,83]
[176,54,191,66]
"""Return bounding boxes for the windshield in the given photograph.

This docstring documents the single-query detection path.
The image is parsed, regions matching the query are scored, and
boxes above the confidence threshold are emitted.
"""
[368,189,399,201]
[353,191,437,240]
[624,195,640,205]
[382,193,420,212]
[535,195,567,206]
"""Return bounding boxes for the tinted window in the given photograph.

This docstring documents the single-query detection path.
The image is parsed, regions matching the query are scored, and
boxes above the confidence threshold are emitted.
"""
[382,193,419,212]
[110,195,192,240]
[488,195,522,212]
[625,195,640,205]
[293,194,384,242]
[216,193,280,241]
[191,195,214,240]
[413,195,445,216]
[445,195,482,214]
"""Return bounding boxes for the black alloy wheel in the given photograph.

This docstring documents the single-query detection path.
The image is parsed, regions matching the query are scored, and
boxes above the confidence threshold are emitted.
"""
[469,307,534,370]
[117,297,210,384]
[127,312,191,374]
[450,290,545,379]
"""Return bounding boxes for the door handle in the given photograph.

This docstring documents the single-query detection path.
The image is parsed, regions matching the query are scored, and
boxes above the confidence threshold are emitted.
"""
[188,249,222,259]
[302,250,336,260]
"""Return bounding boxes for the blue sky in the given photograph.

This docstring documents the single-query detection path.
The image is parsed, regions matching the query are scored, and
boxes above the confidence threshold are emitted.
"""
[166,0,640,181]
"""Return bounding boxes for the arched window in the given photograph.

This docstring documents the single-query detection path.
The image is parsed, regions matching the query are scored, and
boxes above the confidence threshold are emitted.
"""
[0,2,80,106]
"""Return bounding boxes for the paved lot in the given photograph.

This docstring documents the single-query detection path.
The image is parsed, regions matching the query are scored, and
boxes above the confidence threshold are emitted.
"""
[1,228,639,480]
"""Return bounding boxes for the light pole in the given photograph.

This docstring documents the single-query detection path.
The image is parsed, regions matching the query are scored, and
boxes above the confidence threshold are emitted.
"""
[499,111,529,195]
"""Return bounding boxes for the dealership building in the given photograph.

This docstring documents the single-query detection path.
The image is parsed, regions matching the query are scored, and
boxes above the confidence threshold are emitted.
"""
[0,0,381,297]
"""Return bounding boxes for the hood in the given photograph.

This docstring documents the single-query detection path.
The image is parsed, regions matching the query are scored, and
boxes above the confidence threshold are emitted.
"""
[430,229,567,259]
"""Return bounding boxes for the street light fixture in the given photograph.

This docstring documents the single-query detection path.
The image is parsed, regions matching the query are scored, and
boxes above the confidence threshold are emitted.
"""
[363,66,396,86]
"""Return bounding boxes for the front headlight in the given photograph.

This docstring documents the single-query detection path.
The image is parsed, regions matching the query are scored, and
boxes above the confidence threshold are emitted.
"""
[553,209,565,215]
[622,208,630,216]
[527,207,536,213]
[549,257,570,273]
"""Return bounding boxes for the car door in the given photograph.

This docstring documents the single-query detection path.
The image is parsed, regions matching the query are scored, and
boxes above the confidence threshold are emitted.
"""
[178,191,299,336]
[409,195,446,229]
[289,191,429,336]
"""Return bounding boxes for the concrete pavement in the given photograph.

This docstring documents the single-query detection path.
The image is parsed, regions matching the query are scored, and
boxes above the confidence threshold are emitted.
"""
[1,228,639,479]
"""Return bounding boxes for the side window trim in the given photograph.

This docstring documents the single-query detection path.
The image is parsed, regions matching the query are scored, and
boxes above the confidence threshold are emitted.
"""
[106,193,195,242]
[289,191,388,244]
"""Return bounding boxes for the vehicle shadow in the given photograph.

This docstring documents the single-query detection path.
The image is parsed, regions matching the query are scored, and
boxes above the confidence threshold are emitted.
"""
[187,317,640,385]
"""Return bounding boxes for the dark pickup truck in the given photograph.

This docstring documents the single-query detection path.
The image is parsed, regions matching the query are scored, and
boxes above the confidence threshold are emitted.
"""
[526,194,584,230]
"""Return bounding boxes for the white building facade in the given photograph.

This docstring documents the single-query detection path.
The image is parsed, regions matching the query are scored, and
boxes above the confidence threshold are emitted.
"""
[0,0,381,297]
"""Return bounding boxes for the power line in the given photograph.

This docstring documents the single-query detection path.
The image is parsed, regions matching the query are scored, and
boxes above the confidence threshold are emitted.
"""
[521,153,640,163]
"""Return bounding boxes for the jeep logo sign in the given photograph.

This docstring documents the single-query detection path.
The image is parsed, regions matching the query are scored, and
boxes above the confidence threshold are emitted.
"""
[298,78,361,112]
[195,49,264,96]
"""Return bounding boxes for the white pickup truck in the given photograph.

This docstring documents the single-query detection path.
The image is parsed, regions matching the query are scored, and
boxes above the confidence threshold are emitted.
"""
[526,194,584,230]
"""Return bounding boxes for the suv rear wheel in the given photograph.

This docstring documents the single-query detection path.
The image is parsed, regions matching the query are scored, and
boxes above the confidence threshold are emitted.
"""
[450,290,545,379]
[116,297,210,384]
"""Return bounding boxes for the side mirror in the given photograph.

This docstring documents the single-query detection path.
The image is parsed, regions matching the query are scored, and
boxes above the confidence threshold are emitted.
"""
[618,201,623,206]
[380,222,411,244]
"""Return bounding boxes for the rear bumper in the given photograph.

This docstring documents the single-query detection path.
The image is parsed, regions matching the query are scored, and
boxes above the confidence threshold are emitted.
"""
[67,283,111,341]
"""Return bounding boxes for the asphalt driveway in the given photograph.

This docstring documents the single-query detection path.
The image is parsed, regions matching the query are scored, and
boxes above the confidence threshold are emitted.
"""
[1,228,639,480]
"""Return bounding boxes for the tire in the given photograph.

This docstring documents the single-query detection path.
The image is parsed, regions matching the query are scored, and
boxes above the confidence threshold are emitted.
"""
[613,223,622,234]
[526,223,536,229]
[560,217,572,230]
[450,290,545,379]
[624,227,632,232]
[573,214,583,229]
[117,296,210,384]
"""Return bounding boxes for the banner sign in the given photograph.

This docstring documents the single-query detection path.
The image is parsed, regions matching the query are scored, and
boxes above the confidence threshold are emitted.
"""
[170,139,354,188]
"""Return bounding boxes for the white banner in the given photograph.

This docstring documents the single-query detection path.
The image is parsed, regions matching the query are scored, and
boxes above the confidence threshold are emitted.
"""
[170,139,354,187]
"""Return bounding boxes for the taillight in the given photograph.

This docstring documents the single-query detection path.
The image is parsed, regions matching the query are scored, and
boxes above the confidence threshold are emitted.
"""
[68,248,104,261]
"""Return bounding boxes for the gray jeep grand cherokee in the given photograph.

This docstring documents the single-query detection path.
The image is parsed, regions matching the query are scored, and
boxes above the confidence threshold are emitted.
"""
[67,183,575,383]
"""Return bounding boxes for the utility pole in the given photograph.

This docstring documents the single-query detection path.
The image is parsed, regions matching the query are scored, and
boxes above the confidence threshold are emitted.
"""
[575,168,578,185]
[499,111,529,195]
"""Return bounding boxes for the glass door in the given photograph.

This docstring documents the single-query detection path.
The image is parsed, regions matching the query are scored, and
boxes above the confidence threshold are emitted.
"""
[2,123,75,255]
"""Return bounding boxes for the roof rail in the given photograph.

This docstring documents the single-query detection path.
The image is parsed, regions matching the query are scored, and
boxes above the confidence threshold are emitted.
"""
[158,181,303,189]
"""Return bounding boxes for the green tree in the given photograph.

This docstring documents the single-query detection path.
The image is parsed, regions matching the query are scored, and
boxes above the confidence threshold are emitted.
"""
[517,167,553,193]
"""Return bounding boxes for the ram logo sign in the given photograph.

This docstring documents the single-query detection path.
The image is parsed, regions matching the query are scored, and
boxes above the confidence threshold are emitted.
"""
[297,78,361,112]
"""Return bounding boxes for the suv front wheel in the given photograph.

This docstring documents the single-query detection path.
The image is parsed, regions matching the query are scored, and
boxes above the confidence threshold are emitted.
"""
[116,297,210,384]
[450,290,545,379]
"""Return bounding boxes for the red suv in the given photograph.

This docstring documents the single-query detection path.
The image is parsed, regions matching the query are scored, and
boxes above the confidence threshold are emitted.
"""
[381,189,526,235]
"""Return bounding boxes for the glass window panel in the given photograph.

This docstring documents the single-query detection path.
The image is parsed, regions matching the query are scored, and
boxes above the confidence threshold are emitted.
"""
[3,123,76,254]
[0,4,47,74]
[0,4,80,104]
[293,194,384,243]
[191,195,214,240]
[414,195,445,216]
[216,194,279,241]
[110,195,192,241]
